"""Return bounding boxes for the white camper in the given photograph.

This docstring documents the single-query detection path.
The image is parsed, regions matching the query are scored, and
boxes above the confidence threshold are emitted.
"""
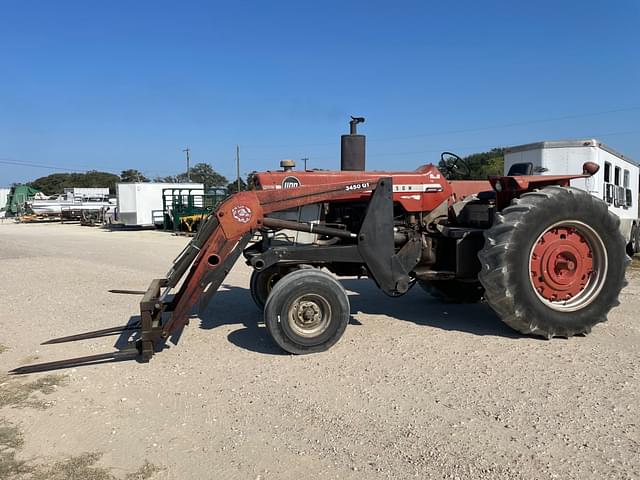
[504,139,640,255]
[114,182,204,227]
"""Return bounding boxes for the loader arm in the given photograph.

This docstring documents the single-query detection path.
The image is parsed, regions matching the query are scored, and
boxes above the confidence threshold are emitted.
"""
[11,178,383,374]
[161,178,385,338]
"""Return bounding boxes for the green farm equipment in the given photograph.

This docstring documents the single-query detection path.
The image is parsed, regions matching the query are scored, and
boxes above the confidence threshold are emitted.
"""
[162,187,227,233]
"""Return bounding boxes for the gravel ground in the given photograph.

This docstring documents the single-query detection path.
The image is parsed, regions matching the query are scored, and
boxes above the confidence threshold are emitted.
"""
[0,222,638,480]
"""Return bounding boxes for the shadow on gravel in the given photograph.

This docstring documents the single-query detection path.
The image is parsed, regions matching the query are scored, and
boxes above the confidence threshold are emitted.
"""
[198,285,285,355]
[194,277,528,356]
[340,278,525,339]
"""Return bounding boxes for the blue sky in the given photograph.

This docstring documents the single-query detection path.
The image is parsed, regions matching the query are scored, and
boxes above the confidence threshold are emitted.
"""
[1,0,639,185]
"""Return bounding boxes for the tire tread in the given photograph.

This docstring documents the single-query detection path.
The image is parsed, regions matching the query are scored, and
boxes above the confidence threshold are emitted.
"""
[479,186,628,338]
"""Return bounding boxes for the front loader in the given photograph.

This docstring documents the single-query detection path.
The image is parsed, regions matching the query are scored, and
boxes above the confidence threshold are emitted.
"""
[11,118,628,374]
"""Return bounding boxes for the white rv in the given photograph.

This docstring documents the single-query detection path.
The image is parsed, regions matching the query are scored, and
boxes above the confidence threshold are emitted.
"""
[504,139,640,255]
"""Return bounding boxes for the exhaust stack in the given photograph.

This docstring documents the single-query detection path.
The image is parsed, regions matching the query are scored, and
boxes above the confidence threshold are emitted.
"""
[341,116,366,171]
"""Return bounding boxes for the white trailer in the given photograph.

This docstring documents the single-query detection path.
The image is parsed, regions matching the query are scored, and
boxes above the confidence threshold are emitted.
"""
[504,139,640,255]
[114,182,204,227]
[0,188,10,211]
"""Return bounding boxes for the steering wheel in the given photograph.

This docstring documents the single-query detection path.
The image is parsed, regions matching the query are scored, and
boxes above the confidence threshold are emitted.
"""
[440,151,471,178]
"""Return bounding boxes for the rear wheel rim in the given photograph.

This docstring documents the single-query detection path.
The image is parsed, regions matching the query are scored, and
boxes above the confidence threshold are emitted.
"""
[529,221,607,312]
[264,271,282,294]
[287,294,332,338]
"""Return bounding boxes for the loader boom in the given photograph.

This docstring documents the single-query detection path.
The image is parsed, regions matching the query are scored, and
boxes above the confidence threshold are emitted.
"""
[161,178,392,338]
[11,177,389,373]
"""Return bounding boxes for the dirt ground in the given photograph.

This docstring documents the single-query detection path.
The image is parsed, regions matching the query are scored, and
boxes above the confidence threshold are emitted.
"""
[0,222,638,480]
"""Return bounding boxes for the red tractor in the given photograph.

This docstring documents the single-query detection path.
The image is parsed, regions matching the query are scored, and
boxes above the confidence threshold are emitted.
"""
[13,118,628,373]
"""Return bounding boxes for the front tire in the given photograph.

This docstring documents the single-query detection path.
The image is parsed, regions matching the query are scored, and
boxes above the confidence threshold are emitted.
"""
[264,269,350,354]
[479,186,628,338]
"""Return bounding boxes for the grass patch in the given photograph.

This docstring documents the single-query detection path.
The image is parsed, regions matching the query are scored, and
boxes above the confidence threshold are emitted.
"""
[29,454,163,480]
[30,452,113,480]
[0,374,67,409]
[0,375,161,479]
[0,344,7,355]
[125,461,163,480]
[28,453,162,480]
[0,421,23,450]
[0,420,32,479]
[0,419,162,480]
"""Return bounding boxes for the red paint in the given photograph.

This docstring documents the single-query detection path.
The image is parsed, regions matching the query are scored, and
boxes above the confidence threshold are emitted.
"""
[488,174,586,209]
[169,166,597,335]
[530,226,594,301]
[255,164,453,213]
[449,180,492,202]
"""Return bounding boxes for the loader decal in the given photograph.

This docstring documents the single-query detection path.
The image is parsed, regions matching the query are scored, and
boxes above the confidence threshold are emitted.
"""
[231,205,252,223]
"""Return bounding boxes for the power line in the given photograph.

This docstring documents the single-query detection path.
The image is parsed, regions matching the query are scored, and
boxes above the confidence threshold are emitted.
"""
[0,158,96,173]
[288,129,640,161]
[2,119,637,179]
[240,106,640,150]
[590,129,640,138]
[368,106,640,143]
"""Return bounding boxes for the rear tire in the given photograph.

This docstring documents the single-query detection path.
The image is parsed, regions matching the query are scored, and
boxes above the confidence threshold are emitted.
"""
[250,266,291,310]
[418,280,484,303]
[630,223,640,256]
[264,269,350,354]
[479,186,628,338]
[627,241,635,258]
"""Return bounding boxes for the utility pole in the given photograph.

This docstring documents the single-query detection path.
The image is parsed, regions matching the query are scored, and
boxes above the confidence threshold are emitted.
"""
[183,147,191,181]
[302,157,309,170]
[236,145,241,192]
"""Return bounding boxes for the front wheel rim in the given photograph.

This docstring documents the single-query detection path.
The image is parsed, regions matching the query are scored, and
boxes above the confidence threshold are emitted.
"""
[287,294,332,338]
[529,221,608,312]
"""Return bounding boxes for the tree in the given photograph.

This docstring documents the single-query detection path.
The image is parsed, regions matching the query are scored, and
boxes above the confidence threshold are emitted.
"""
[152,163,228,188]
[246,171,258,190]
[120,169,149,182]
[151,175,170,182]
[188,163,228,189]
[29,170,121,195]
[438,148,505,180]
[227,177,248,194]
